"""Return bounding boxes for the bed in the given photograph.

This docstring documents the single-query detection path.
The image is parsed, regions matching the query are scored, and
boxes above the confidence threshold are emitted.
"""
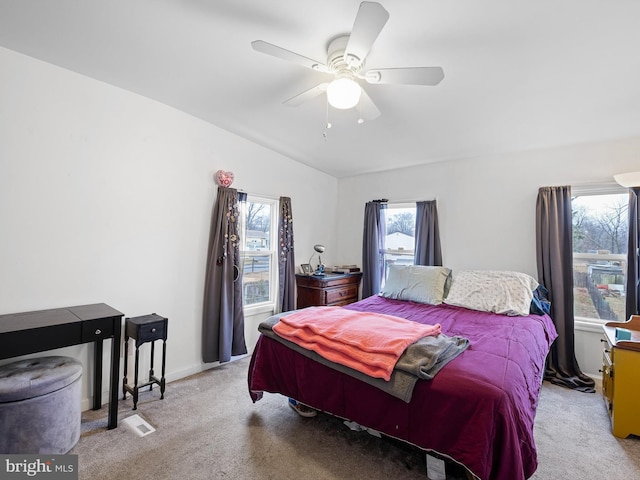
[248,268,557,480]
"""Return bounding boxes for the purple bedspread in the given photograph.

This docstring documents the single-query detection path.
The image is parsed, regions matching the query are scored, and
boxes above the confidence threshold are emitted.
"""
[248,295,557,480]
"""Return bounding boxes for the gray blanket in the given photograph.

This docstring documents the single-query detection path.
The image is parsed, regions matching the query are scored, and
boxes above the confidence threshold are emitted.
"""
[259,313,469,403]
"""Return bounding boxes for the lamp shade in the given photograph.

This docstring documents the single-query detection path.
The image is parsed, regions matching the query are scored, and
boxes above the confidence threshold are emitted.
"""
[613,171,640,188]
[326,78,361,109]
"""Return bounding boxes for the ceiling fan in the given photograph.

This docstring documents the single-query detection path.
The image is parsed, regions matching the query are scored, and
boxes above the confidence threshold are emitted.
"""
[251,1,444,121]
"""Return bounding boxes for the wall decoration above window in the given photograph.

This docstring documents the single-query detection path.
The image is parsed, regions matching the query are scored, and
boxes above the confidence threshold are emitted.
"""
[215,170,235,187]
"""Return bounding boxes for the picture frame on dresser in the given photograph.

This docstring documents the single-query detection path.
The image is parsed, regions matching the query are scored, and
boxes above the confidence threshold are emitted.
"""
[300,264,313,275]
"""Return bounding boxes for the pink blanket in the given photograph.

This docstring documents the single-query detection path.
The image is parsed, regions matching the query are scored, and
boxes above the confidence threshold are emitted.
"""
[272,306,441,380]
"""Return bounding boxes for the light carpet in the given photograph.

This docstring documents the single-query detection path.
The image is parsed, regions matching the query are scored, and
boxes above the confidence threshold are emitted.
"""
[71,355,640,479]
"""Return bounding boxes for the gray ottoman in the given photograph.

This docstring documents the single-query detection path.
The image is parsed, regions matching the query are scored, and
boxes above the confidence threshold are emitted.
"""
[0,356,82,454]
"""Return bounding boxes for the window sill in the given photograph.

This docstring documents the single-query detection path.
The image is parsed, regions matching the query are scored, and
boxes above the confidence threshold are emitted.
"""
[244,303,276,317]
[574,316,608,334]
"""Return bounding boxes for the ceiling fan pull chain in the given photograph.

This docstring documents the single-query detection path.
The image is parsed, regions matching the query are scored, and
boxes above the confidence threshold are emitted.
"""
[323,99,332,141]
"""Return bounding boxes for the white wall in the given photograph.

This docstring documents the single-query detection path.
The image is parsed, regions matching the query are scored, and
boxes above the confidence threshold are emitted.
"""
[337,137,640,377]
[0,47,338,410]
[3,42,638,410]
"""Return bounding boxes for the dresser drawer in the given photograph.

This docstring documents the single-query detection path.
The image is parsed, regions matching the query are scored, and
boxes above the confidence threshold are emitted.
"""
[326,285,358,305]
[295,272,362,308]
[81,317,115,342]
[601,349,613,416]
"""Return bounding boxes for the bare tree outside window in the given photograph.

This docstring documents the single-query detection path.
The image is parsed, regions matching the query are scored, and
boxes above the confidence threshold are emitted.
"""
[386,211,415,236]
[572,194,628,322]
[246,203,270,233]
[573,198,628,254]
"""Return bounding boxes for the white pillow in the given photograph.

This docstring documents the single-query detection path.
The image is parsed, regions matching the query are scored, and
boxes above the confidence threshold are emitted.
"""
[443,270,539,316]
[380,265,452,305]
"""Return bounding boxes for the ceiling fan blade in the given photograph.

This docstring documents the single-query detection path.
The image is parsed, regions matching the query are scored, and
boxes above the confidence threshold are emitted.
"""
[283,83,329,107]
[364,67,444,86]
[344,2,389,68]
[357,88,381,120]
[251,40,328,72]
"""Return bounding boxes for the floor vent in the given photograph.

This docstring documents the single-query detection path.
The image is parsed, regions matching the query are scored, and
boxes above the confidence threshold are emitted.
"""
[122,414,156,437]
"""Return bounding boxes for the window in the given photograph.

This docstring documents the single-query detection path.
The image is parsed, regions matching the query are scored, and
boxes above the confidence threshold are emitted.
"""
[382,204,416,280]
[572,190,628,323]
[239,196,278,309]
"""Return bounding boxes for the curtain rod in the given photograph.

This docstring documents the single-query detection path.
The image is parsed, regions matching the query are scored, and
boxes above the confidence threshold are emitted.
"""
[571,180,619,188]
[371,198,437,204]
[571,181,625,196]
[237,189,280,201]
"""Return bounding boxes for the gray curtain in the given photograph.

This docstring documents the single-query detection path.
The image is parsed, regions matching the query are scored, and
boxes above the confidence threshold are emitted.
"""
[202,187,247,363]
[625,187,640,319]
[414,200,442,266]
[362,201,386,298]
[278,196,295,312]
[535,186,594,392]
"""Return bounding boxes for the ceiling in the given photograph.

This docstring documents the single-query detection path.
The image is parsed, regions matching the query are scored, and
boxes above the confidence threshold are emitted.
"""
[1,1,639,178]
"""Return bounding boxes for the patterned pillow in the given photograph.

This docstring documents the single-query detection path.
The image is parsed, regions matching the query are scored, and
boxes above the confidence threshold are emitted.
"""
[443,270,539,316]
[380,265,452,305]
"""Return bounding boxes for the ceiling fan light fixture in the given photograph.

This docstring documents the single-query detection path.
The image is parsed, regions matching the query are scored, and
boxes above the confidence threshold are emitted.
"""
[327,78,361,109]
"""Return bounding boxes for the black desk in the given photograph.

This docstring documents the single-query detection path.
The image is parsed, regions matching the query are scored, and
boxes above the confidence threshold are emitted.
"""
[0,303,123,429]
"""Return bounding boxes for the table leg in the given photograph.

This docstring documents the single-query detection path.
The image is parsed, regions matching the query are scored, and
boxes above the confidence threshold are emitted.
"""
[149,340,155,392]
[123,336,129,400]
[93,339,103,410]
[160,339,167,399]
[133,345,140,411]
[108,318,121,429]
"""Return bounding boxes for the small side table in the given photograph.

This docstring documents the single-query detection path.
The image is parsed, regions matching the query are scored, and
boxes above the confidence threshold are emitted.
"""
[122,313,168,410]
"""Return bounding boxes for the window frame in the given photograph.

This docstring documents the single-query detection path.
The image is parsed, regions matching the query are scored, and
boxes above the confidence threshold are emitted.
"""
[572,184,629,331]
[239,195,278,313]
[381,202,416,284]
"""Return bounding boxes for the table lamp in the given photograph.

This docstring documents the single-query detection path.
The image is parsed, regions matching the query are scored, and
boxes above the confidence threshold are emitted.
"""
[309,244,325,275]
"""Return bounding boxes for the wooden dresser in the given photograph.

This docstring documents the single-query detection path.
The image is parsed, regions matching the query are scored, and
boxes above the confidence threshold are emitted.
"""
[601,315,640,438]
[295,272,362,308]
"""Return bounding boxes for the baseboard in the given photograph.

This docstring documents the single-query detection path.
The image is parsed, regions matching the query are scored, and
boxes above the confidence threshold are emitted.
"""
[586,372,602,391]
[81,354,251,412]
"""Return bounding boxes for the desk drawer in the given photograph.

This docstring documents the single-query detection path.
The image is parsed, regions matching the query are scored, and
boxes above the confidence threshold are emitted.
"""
[137,321,167,343]
[81,318,115,342]
[1,324,81,359]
